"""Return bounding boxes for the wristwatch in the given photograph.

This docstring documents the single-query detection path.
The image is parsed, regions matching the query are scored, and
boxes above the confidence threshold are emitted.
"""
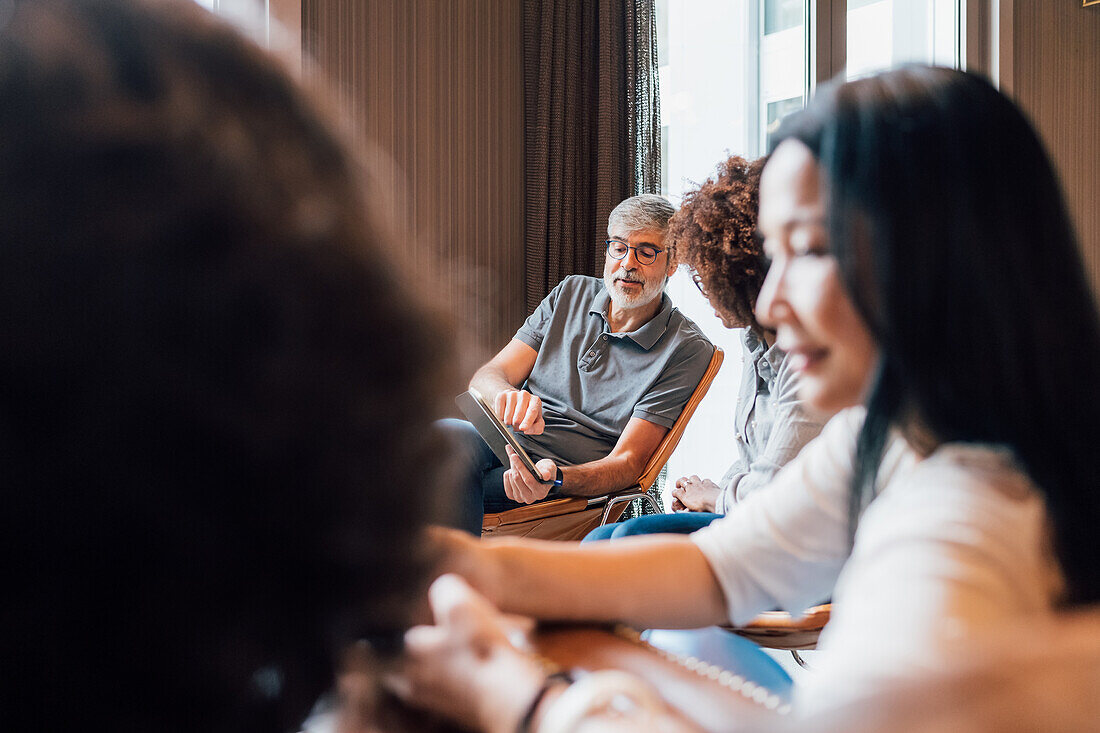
[552,466,564,488]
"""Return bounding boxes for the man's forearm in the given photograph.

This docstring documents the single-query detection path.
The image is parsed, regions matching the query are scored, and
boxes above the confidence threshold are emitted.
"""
[558,454,642,498]
[469,364,518,404]
[555,416,668,498]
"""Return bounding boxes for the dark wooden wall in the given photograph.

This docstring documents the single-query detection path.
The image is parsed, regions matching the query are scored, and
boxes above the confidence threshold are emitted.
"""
[1005,1,1100,295]
[302,0,526,364]
[296,0,1099,353]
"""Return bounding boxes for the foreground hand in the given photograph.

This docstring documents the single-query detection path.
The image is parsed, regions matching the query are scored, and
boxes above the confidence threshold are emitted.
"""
[671,475,720,513]
[495,389,546,435]
[425,526,481,575]
[385,574,547,733]
[503,446,557,504]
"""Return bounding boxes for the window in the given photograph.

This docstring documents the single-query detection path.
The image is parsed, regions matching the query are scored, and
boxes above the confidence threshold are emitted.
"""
[657,0,809,491]
[193,0,273,46]
[657,0,962,502]
[847,0,960,79]
[761,0,808,151]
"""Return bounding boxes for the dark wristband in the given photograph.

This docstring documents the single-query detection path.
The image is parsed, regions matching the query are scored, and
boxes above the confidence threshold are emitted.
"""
[516,671,573,733]
[553,466,564,488]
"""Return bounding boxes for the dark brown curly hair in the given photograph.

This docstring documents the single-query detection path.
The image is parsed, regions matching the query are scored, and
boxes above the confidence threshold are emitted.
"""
[666,155,768,333]
[0,0,456,730]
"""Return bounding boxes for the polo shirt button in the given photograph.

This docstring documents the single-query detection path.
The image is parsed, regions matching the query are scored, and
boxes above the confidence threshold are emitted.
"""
[588,351,596,357]
[602,335,608,341]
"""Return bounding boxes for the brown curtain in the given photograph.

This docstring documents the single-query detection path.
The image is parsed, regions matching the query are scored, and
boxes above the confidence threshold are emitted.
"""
[302,0,526,359]
[522,0,661,312]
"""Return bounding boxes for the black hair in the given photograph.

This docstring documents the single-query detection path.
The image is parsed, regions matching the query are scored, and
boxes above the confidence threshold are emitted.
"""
[0,0,456,729]
[772,66,1100,603]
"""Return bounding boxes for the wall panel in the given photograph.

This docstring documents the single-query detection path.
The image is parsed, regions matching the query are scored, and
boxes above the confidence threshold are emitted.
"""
[1008,2,1100,295]
[303,0,525,364]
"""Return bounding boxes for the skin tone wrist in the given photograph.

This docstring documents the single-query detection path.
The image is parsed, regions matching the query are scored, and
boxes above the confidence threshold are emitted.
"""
[697,485,718,512]
[478,660,552,733]
[467,360,514,406]
[524,683,570,733]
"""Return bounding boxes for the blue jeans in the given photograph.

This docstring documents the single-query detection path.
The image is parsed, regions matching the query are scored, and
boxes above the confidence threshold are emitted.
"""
[438,418,535,535]
[582,511,722,542]
[641,626,793,700]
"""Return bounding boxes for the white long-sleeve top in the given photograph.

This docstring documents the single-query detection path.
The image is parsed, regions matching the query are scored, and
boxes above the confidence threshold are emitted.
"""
[690,407,1065,716]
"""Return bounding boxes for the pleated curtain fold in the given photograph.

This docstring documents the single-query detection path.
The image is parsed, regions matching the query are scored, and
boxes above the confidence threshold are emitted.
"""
[522,0,661,312]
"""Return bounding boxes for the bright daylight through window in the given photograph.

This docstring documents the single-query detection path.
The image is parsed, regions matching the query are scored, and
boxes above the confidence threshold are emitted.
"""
[658,0,959,494]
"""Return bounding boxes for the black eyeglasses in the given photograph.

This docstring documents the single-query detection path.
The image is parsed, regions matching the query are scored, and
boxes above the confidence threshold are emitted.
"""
[605,239,664,266]
[690,270,707,297]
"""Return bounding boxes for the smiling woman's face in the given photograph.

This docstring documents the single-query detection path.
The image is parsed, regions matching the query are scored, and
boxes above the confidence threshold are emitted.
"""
[754,140,879,414]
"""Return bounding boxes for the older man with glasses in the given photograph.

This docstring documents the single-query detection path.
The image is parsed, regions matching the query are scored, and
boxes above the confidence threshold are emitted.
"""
[444,194,714,534]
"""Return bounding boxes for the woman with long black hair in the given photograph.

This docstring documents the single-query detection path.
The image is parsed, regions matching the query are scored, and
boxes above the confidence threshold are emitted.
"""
[389,65,1100,731]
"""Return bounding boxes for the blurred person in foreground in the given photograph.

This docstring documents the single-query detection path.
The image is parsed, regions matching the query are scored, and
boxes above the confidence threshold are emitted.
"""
[388,66,1100,731]
[0,0,455,730]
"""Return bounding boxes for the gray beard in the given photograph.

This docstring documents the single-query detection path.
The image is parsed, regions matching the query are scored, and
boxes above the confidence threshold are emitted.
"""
[604,270,665,311]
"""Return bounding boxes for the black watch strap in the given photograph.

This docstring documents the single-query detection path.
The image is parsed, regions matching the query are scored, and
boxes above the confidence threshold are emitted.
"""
[516,671,573,733]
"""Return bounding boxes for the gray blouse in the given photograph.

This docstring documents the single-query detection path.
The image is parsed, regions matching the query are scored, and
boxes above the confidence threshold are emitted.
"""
[713,328,827,514]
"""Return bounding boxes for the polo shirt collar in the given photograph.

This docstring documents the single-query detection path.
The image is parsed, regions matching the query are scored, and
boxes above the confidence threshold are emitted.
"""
[589,287,674,351]
[589,288,612,325]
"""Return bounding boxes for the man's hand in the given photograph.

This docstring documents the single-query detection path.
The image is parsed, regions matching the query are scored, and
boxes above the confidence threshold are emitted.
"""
[670,475,720,513]
[502,446,556,504]
[494,388,545,435]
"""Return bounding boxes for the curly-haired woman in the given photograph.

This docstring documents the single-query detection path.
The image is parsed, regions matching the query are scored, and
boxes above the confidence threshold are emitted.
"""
[586,155,826,540]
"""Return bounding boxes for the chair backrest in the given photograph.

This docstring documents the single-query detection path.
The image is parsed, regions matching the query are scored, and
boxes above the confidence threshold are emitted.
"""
[633,344,724,494]
[481,345,723,539]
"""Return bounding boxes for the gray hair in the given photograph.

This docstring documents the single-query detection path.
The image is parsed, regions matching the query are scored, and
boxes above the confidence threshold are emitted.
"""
[606,194,676,237]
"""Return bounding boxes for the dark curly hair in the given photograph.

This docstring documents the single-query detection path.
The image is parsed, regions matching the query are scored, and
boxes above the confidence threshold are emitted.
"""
[0,0,456,730]
[665,155,768,333]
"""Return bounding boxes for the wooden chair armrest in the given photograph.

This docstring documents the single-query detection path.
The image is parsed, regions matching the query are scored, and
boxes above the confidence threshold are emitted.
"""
[724,604,832,651]
[741,604,831,632]
[483,481,651,529]
[482,496,591,528]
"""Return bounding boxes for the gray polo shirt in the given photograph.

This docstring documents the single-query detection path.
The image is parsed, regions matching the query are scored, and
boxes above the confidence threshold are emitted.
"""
[513,275,713,466]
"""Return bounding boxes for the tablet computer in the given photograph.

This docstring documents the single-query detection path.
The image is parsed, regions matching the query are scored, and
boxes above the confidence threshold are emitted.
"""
[455,388,551,483]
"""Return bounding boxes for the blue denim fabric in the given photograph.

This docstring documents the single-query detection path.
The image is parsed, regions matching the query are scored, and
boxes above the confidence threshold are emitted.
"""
[641,626,793,700]
[437,418,524,535]
[582,511,722,542]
